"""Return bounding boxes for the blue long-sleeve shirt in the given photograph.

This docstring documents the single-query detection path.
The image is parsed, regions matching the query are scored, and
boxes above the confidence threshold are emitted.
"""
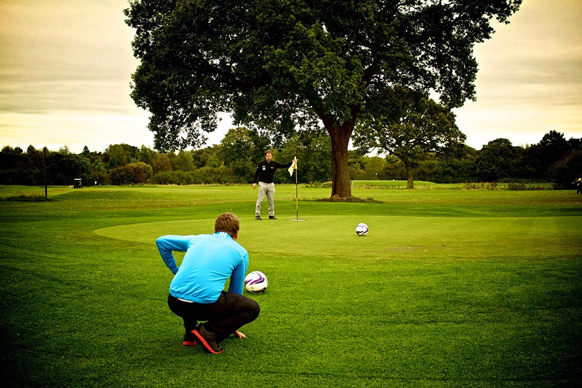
[156,232,249,303]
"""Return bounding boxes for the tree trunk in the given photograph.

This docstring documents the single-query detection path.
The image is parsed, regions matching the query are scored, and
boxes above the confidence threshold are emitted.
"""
[328,125,353,198]
[402,157,414,189]
[316,105,359,199]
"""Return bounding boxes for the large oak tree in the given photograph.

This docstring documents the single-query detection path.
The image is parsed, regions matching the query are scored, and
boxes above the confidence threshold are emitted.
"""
[125,0,521,198]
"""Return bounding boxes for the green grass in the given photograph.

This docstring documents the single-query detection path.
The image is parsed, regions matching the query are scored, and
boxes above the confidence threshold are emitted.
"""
[350,180,555,191]
[1,184,581,387]
[352,179,445,188]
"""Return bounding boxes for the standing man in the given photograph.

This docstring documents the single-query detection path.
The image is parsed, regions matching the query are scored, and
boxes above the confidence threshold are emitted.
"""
[253,150,295,220]
[156,212,260,354]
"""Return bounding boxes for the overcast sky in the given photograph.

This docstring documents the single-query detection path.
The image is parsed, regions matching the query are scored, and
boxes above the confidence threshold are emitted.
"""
[0,0,581,153]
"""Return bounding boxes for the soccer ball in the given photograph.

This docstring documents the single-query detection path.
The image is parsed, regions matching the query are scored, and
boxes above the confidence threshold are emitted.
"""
[245,271,268,294]
[355,223,369,236]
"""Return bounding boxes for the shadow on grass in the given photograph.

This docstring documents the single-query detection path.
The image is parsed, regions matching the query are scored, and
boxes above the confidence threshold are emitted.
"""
[317,195,383,203]
[1,195,55,202]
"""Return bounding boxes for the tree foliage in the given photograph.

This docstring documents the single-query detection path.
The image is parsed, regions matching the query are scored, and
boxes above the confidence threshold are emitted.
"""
[473,138,520,181]
[220,128,270,182]
[278,130,332,184]
[353,87,465,188]
[548,149,582,189]
[124,0,522,197]
[172,150,195,172]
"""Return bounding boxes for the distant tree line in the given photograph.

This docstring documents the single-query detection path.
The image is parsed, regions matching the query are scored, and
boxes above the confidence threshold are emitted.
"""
[1,129,580,189]
[359,131,582,189]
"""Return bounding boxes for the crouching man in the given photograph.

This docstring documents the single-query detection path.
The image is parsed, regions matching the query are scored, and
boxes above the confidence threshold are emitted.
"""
[156,212,260,354]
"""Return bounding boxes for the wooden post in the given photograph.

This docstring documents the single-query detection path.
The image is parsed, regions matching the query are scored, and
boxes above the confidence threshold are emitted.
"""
[43,147,48,200]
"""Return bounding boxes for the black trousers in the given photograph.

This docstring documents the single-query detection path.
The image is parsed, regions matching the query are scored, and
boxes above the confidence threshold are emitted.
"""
[168,292,260,343]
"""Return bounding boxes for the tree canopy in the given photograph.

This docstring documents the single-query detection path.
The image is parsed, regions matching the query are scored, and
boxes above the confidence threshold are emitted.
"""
[125,0,522,197]
[353,87,465,188]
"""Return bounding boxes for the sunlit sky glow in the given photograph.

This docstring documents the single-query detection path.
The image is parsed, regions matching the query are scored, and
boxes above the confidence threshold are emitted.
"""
[0,0,580,153]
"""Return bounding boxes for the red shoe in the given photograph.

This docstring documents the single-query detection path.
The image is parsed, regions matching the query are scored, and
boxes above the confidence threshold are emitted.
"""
[183,329,197,346]
[192,325,224,354]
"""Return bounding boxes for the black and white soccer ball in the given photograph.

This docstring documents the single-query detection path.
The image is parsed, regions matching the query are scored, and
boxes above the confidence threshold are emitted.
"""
[244,271,268,293]
[355,223,369,236]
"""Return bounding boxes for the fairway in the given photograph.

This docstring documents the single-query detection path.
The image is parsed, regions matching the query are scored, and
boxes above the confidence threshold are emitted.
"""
[1,184,581,387]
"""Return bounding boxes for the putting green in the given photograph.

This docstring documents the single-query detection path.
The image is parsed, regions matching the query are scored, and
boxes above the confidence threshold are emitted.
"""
[94,215,581,259]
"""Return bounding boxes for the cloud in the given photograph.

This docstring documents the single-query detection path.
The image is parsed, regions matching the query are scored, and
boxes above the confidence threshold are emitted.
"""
[454,0,582,147]
[0,0,149,151]
[472,62,582,109]
[0,110,153,152]
[0,0,137,115]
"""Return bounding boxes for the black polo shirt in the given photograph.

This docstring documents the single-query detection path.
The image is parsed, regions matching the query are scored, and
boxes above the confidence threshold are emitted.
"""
[253,160,292,184]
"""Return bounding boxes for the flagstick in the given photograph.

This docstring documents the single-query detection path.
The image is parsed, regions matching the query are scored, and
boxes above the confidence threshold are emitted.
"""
[295,164,298,219]
[289,156,306,221]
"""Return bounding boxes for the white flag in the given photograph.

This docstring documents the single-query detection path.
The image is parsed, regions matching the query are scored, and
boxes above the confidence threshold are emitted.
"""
[288,156,298,176]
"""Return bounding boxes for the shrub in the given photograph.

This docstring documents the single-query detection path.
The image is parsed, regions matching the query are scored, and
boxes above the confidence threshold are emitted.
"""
[548,149,582,189]
[110,162,153,185]
[151,166,236,185]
